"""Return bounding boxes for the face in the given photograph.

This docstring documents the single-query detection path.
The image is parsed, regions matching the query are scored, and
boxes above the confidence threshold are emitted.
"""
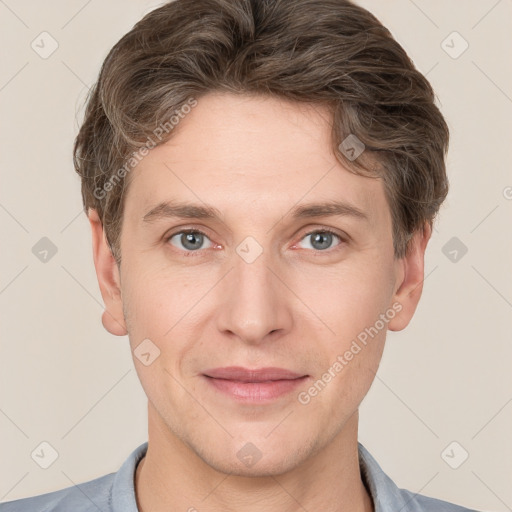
[90,91,429,476]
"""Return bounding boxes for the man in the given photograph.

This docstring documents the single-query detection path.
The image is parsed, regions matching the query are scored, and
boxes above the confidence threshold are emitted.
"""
[0,0,482,511]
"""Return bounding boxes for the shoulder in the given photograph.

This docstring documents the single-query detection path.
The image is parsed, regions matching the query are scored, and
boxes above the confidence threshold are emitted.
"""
[0,442,147,512]
[0,472,115,512]
[357,442,482,512]
[397,487,481,512]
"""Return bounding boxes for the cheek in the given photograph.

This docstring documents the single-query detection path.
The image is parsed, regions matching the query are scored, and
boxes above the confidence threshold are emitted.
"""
[297,287,389,425]
[121,274,196,411]
[121,267,206,372]
[294,260,393,410]
[302,258,395,343]
[122,262,191,329]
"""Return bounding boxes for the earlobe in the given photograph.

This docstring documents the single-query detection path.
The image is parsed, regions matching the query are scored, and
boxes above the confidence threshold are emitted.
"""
[88,208,127,336]
[387,223,432,332]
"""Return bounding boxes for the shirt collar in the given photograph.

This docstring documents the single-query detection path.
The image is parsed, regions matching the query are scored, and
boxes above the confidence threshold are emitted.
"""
[358,441,415,511]
[111,441,147,512]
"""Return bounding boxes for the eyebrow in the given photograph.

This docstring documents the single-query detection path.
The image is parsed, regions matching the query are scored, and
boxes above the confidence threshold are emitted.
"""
[142,199,369,224]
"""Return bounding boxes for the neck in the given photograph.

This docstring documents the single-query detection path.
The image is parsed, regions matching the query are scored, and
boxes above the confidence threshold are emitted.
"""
[135,405,374,512]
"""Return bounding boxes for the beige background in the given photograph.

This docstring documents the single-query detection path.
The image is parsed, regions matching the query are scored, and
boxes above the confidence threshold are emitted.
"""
[1,0,511,510]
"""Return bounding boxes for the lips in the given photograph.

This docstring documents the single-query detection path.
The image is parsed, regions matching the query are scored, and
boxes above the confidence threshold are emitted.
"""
[203,366,306,382]
[202,366,309,402]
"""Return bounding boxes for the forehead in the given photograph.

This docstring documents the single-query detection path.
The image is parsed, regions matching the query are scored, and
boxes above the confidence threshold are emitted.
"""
[123,92,387,227]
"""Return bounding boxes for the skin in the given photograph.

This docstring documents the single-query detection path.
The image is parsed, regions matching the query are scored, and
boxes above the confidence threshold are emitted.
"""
[88,91,431,512]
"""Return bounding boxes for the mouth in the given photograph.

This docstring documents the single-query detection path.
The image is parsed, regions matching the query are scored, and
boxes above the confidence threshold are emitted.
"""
[202,366,309,402]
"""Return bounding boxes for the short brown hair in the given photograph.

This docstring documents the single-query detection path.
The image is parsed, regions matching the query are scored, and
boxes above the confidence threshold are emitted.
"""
[73,0,449,264]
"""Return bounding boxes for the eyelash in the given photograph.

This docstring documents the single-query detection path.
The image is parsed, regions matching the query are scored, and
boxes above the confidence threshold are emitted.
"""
[165,228,346,257]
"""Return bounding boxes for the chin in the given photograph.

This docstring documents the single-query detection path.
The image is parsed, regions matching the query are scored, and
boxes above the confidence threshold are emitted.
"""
[191,432,320,478]
[204,453,303,478]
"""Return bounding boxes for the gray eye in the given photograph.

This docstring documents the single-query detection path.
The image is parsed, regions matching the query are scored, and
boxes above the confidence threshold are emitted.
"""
[169,231,212,251]
[299,231,341,251]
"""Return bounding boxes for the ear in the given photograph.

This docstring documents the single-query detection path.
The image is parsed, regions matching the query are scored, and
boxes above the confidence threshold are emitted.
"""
[387,222,432,332]
[88,208,127,336]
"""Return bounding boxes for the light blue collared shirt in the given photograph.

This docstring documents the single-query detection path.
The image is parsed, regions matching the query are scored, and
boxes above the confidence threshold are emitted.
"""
[0,441,481,511]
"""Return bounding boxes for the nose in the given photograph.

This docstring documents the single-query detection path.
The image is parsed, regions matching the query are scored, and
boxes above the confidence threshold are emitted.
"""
[215,248,293,345]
